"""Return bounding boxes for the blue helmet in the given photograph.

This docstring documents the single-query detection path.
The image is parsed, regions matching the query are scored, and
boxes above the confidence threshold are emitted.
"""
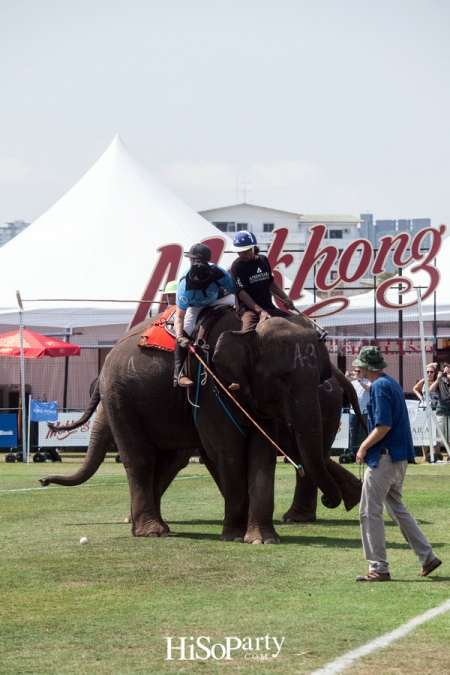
[231,230,258,252]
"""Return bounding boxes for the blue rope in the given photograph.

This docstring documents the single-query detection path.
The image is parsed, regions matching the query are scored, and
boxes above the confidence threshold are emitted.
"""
[215,395,247,437]
[192,349,247,437]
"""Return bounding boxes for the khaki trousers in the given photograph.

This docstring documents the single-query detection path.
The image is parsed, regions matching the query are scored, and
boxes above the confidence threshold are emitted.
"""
[360,454,436,573]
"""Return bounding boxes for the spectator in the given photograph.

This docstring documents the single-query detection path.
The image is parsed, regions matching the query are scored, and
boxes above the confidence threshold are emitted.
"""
[413,363,442,462]
[437,362,450,461]
[353,346,442,582]
[344,367,370,462]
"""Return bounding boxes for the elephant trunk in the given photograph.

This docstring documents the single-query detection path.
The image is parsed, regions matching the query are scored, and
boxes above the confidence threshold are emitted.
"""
[290,395,342,509]
[39,404,112,487]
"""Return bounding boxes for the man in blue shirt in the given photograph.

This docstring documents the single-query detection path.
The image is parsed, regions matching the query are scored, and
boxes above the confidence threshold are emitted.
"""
[353,346,442,582]
[173,243,235,387]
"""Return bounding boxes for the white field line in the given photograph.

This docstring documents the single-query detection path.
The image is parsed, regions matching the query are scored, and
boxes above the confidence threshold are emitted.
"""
[310,598,450,675]
[0,473,210,493]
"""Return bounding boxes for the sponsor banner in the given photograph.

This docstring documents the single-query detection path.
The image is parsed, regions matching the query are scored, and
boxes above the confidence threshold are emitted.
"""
[38,411,96,447]
[30,399,58,422]
[327,338,434,355]
[333,403,439,449]
[0,414,18,447]
[409,407,438,445]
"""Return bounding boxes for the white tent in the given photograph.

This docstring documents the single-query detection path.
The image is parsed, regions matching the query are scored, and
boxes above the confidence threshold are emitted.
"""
[0,138,315,407]
[0,136,314,326]
[0,136,236,323]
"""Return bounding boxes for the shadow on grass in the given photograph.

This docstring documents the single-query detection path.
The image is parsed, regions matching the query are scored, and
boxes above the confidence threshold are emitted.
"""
[68,521,131,526]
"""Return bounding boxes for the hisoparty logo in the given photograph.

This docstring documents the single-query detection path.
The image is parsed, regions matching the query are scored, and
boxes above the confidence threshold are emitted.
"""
[165,635,285,661]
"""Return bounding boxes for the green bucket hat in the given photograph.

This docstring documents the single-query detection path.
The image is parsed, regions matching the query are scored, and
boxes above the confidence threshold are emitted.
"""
[352,346,388,371]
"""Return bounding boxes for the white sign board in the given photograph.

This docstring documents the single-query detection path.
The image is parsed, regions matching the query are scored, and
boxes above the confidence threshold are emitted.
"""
[409,408,438,445]
[332,414,349,449]
[38,412,96,447]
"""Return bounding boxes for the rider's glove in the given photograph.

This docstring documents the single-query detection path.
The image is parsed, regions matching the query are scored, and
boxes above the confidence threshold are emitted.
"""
[176,336,191,349]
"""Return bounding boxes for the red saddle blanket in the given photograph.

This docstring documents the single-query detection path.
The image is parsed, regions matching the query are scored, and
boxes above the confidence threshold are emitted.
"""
[139,307,176,352]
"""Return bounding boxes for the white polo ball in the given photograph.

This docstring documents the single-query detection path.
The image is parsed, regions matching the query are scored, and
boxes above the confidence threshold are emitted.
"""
[79,537,89,545]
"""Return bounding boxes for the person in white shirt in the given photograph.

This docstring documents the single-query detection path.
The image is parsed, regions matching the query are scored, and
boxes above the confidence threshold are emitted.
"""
[345,367,371,461]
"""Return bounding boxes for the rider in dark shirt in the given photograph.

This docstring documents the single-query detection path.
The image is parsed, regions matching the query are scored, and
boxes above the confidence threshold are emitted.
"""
[230,231,295,330]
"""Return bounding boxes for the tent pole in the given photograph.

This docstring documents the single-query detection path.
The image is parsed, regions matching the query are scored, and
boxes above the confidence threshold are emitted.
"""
[63,328,72,410]
[16,291,28,464]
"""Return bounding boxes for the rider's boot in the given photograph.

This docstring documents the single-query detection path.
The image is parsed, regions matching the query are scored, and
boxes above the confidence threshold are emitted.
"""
[173,341,193,387]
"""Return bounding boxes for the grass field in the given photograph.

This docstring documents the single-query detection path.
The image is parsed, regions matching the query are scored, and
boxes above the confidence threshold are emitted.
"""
[1,457,449,674]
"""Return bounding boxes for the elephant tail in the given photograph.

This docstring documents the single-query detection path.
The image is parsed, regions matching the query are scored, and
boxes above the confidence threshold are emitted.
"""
[331,365,368,435]
[47,380,101,433]
[40,404,111,487]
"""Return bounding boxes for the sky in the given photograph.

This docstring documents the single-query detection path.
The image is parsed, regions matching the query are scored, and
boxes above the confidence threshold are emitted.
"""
[0,0,449,228]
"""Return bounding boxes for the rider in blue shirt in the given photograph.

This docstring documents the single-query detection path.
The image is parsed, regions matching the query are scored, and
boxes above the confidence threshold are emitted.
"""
[173,243,235,387]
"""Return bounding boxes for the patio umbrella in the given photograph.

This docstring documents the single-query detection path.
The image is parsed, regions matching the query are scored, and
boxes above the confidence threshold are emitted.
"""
[0,328,80,462]
[0,328,80,358]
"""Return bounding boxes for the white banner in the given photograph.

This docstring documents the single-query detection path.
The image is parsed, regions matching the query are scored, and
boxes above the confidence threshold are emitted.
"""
[38,412,96,447]
[409,408,438,445]
[332,405,439,449]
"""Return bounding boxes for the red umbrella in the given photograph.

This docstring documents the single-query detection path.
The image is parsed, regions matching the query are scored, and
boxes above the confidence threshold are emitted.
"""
[0,328,80,358]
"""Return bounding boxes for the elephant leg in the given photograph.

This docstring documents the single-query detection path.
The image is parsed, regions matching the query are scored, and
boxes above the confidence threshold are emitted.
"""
[281,470,318,523]
[200,441,248,542]
[325,459,362,511]
[115,423,169,537]
[245,433,280,544]
[279,441,318,523]
[124,448,198,526]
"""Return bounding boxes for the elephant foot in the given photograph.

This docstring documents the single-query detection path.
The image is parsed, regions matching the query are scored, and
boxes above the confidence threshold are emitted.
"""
[244,527,281,544]
[132,516,170,538]
[220,524,247,542]
[281,508,316,523]
[125,513,172,532]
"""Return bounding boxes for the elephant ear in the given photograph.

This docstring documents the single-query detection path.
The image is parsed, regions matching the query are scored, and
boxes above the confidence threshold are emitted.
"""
[213,329,258,395]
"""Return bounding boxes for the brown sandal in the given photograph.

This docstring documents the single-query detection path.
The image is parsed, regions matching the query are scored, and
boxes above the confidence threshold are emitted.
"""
[356,571,391,582]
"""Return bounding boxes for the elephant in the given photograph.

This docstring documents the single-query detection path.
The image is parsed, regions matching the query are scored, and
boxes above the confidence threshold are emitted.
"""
[40,311,365,543]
